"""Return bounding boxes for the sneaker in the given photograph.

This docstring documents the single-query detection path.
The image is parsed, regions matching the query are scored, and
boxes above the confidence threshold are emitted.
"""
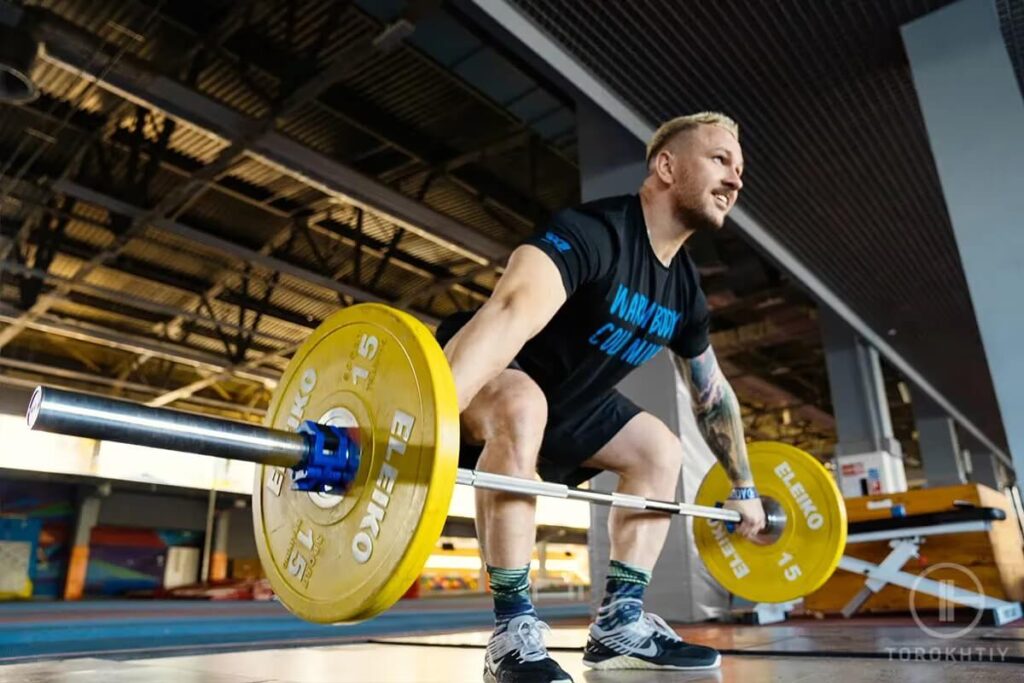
[583,599,721,671]
[483,614,573,683]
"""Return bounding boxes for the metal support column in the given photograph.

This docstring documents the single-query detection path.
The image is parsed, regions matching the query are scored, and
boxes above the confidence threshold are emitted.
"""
[820,309,901,458]
[965,448,999,490]
[959,430,999,489]
[913,389,967,487]
[820,308,906,495]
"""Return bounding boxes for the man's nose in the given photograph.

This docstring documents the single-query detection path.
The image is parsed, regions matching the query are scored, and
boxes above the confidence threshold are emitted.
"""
[725,169,743,192]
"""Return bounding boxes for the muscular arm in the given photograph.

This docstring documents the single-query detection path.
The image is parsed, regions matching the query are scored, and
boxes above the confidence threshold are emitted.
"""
[675,345,753,486]
[443,245,567,412]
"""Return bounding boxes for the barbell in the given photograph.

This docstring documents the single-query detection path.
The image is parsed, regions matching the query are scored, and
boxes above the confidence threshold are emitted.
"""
[25,303,846,622]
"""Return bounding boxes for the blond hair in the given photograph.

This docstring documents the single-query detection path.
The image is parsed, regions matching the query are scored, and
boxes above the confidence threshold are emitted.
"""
[646,112,740,164]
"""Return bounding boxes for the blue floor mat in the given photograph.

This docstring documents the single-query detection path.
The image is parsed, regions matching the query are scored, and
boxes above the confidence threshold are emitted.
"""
[0,599,591,662]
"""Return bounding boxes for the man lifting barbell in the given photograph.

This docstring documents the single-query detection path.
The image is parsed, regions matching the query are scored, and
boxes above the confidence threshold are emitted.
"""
[24,111,846,683]
[436,112,760,681]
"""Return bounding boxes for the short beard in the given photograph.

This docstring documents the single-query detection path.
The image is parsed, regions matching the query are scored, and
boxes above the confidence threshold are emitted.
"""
[675,196,723,232]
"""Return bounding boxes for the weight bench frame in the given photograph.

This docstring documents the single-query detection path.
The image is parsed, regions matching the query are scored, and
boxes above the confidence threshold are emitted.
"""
[748,507,1023,626]
[836,507,1023,626]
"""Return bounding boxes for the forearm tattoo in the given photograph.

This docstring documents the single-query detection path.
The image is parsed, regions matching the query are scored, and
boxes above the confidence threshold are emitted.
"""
[678,346,752,484]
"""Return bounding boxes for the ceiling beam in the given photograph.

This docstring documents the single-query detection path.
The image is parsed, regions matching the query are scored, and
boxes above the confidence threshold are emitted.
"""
[1,18,421,351]
[312,85,541,227]
[6,106,490,301]
[53,180,438,326]
[1,9,440,357]
[33,9,510,266]
[0,302,278,385]
[0,259,296,346]
[147,341,301,408]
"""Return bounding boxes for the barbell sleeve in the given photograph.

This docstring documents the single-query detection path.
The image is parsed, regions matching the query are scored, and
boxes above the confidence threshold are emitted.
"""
[27,386,308,469]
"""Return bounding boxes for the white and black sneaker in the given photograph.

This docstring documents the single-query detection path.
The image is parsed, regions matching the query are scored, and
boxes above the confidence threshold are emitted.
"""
[483,613,573,683]
[583,599,721,671]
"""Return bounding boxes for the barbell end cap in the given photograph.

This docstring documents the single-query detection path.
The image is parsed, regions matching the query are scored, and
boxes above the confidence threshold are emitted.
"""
[26,385,44,429]
[291,421,361,493]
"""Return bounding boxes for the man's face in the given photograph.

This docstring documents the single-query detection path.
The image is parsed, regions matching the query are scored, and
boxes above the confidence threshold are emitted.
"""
[662,124,744,231]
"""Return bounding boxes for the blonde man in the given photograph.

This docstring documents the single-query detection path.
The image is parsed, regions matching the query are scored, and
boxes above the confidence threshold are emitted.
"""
[437,113,765,682]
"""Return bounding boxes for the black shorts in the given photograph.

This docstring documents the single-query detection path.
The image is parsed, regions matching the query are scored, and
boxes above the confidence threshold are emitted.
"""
[436,312,643,487]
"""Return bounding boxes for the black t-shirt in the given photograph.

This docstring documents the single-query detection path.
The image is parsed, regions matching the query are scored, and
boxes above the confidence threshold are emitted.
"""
[513,193,710,417]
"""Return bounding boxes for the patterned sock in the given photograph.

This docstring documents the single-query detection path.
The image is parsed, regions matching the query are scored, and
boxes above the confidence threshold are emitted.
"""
[488,564,536,630]
[595,559,651,628]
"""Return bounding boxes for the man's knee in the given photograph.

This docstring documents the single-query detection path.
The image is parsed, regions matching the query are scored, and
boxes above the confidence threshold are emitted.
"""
[463,371,547,472]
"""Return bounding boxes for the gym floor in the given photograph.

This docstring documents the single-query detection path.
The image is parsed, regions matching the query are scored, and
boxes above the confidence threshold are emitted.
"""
[2,598,1021,681]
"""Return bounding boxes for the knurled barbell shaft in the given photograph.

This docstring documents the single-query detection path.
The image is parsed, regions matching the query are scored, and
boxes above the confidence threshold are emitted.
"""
[26,386,743,525]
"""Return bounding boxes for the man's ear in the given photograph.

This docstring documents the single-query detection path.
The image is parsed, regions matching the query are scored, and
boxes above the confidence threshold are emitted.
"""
[654,150,675,184]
